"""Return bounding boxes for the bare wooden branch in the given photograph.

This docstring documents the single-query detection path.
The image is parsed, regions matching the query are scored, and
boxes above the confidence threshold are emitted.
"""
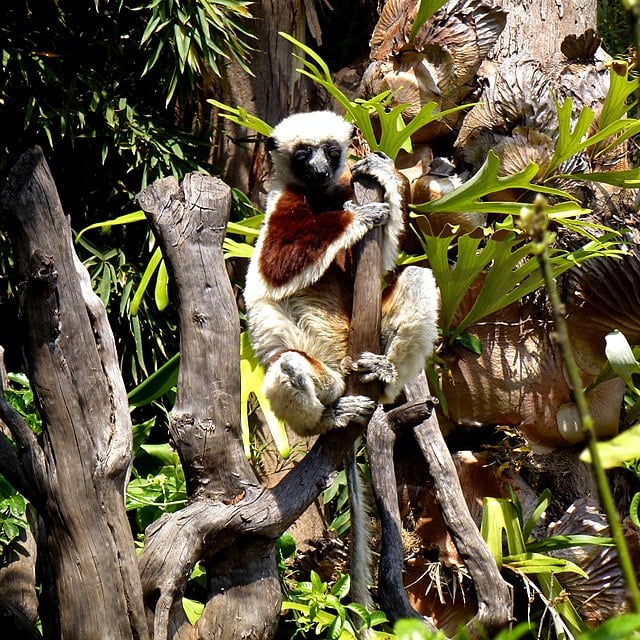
[137,173,281,640]
[0,147,147,639]
[367,405,439,629]
[405,371,513,634]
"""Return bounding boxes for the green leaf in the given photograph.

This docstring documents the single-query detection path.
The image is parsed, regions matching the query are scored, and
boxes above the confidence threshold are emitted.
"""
[131,246,163,316]
[394,618,446,639]
[523,488,551,542]
[240,332,289,458]
[579,613,640,639]
[503,552,588,577]
[454,331,482,354]
[557,167,640,189]
[604,329,640,388]
[580,422,640,468]
[128,352,180,407]
[545,98,595,177]
[410,0,449,41]
[208,99,273,137]
[480,496,526,567]
[631,492,640,529]
[526,534,614,553]
[75,210,147,244]
[182,597,204,625]
[412,151,578,217]
[154,260,170,311]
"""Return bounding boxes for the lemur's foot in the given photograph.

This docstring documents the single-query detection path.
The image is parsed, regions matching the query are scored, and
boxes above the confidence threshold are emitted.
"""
[277,351,314,393]
[325,395,376,429]
[352,352,398,385]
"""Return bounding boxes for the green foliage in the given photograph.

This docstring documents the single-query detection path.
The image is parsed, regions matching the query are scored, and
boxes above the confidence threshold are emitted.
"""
[598,0,635,58]
[579,613,640,639]
[240,332,289,458]
[139,0,254,105]
[282,571,391,639]
[0,475,28,552]
[4,372,42,435]
[77,229,179,387]
[409,0,449,41]
[213,32,469,162]
[415,210,622,347]
[126,443,187,533]
[0,0,252,222]
[479,489,622,637]
[393,619,533,640]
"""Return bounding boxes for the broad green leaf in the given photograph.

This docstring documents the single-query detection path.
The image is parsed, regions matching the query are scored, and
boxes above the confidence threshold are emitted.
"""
[631,492,640,528]
[481,496,526,567]
[223,237,254,259]
[240,332,289,458]
[182,597,204,625]
[394,618,446,639]
[526,534,614,553]
[579,613,640,639]
[412,151,577,217]
[128,352,180,407]
[139,443,180,466]
[580,423,640,468]
[596,60,640,143]
[545,98,595,177]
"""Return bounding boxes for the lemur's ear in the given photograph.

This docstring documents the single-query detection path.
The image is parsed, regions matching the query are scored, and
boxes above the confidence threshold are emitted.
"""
[349,125,356,140]
[266,136,277,153]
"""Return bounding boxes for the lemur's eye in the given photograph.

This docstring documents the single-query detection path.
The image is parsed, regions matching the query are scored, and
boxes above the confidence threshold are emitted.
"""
[293,146,311,162]
[324,144,341,159]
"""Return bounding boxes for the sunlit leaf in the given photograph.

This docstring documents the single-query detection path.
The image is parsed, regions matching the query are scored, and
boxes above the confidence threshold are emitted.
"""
[240,332,289,458]
[580,423,640,468]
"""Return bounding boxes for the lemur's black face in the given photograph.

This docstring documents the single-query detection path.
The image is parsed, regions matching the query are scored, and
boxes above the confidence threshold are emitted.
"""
[290,141,343,188]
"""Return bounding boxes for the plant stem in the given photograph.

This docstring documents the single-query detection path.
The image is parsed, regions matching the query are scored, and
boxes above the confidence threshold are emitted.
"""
[531,199,640,612]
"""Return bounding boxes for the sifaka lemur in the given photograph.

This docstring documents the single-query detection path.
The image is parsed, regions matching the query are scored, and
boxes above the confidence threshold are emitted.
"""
[244,110,439,437]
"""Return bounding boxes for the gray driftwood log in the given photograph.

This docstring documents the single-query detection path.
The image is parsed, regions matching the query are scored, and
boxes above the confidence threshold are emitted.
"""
[0,147,148,639]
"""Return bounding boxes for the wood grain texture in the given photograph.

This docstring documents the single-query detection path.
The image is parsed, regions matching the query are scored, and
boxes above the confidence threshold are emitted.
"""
[0,147,147,639]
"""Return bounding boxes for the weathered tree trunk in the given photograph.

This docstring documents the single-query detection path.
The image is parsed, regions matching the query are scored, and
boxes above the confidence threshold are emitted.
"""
[135,168,397,639]
[488,0,597,62]
[0,147,148,639]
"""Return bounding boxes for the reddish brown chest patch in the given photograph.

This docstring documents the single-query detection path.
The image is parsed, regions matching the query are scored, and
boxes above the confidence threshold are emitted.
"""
[259,188,353,288]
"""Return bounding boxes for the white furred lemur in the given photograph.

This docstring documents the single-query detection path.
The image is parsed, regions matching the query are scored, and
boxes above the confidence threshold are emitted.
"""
[244,110,439,437]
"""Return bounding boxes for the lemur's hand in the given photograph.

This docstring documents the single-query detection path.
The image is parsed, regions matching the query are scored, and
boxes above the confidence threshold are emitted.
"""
[344,200,390,228]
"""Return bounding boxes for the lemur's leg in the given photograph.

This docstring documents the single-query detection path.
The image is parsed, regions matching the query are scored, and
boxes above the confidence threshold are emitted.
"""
[353,266,439,403]
[264,351,375,436]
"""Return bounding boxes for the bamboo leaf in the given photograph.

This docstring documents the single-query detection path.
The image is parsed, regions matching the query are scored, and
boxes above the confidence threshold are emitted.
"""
[128,352,180,407]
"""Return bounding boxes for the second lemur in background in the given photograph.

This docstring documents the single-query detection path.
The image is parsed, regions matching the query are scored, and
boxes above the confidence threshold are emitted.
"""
[244,110,439,435]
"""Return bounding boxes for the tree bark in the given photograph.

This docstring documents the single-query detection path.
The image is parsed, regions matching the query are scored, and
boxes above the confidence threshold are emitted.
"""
[488,0,598,63]
[0,147,148,639]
